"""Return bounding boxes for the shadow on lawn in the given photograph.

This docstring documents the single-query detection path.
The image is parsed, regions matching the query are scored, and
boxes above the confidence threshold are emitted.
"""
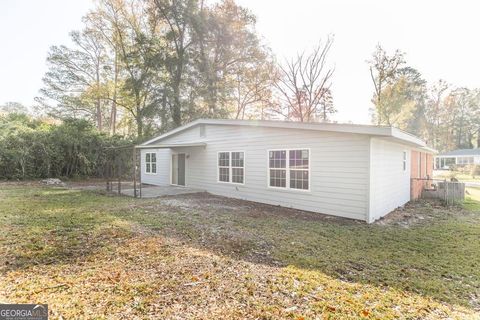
[1,187,479,310]
[120,192,480,310]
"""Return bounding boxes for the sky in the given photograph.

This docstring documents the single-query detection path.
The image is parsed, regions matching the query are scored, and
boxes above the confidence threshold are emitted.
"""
[1,0,480,124]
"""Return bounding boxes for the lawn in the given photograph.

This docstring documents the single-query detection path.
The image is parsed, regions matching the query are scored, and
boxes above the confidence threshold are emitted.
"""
[0,184,479,319]
[434,170,480,182]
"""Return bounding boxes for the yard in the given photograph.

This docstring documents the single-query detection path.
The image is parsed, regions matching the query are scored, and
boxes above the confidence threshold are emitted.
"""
[0,183,479,319]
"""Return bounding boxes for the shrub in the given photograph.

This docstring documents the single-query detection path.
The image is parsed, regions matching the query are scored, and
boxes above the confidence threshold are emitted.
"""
[0,114,132,180]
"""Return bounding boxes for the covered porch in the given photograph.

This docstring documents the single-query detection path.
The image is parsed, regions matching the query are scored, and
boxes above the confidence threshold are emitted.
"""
[134,142,207,196]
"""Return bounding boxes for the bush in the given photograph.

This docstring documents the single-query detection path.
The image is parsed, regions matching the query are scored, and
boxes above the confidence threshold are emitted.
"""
[0,114,132,180]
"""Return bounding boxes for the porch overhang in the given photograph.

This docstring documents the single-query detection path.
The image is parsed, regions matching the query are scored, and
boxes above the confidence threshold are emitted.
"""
[135,142,207,149]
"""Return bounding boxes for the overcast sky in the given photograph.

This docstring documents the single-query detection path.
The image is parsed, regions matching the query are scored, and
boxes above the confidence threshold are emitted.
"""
[1,0,479,124]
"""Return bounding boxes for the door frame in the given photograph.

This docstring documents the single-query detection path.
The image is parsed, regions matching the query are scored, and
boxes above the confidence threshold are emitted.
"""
[170,152,187,187]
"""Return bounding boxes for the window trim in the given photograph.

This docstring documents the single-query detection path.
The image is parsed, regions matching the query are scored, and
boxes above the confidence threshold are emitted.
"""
[403,151,407,172]
[267,148,311,192]
[216,151,245,185]
[145,151,157,175]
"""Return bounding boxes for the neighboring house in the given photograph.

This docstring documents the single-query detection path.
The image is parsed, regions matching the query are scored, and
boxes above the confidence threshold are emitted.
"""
[137,119,435,223]
[434,148,480,169]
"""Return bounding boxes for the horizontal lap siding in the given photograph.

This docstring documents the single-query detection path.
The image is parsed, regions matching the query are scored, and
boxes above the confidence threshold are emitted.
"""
[164,124,369,220]
[140,149,171,185]
[369,138,411,222]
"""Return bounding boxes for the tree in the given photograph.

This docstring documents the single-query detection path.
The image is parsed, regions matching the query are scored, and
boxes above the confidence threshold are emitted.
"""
[368,45,405,125]
[317,88,335,122]
[153,0,198,127]
[0,102,28,114]
[190,0,275,120]
[90,0,164,138]
[37,0,277,137]
[38,29,109,131]
[274,37,335,122]
[425,80,449,149]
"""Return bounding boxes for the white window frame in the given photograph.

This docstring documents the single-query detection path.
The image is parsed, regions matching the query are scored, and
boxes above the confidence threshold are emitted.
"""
[403,151,407,172]
[217,151,245,185]
[267,148,311,192]
[145,152,157,174]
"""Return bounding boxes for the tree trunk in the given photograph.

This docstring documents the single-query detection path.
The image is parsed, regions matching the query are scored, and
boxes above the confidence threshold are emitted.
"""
[171,60,184,127]
[110,49,118,135]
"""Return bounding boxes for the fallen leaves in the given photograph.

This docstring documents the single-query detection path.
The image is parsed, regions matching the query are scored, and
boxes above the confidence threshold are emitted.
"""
[0,185,479,319]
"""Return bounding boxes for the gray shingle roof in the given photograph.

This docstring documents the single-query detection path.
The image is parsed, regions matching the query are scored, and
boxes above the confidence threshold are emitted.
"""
[439,148,480,156]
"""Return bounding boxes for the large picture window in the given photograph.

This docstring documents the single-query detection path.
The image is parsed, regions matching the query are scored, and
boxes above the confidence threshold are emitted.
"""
[218,151,244,184]
[269,149,309,190]
[145,152,157,174]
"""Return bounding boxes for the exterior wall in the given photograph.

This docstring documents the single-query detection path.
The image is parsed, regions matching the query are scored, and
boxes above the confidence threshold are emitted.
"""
[154,124,371,221]
[140,148,171,185]
[410,150,434,200]
[368,138,411,222]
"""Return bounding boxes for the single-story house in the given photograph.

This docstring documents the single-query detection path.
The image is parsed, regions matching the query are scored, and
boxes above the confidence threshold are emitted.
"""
[137,119,435,223]
[434,148,480,169]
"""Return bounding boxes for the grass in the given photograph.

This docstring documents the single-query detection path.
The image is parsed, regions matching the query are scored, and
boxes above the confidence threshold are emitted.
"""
[464,186,480,211]
[0,184,479,319]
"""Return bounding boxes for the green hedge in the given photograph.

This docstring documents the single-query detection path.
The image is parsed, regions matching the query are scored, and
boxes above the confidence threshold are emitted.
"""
[0,114,132,179]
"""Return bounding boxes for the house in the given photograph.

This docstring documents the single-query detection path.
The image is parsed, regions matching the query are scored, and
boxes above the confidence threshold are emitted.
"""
[434,148,480,169]
[137,119,435,223]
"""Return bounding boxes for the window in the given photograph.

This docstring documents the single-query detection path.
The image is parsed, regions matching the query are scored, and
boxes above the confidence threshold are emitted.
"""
[145,152,156,174]
[231,152,244,184]
[269,150,286,187]
[218,151,244,184]
[199,124,206,138]
[269,149,309,190]
[403,151,407,171]
[457,157,474,165]
[218,152,230,182]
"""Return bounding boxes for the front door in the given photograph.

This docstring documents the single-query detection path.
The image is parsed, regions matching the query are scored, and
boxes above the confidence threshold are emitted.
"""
[172,153,186,186]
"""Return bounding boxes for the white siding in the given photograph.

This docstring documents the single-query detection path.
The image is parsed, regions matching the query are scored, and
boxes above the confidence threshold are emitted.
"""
[140,149,171,185]
[155,124,370,220]
[368,138,411,222]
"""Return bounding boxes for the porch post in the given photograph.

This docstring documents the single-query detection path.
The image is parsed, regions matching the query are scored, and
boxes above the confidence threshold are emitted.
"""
[133,147,137,198]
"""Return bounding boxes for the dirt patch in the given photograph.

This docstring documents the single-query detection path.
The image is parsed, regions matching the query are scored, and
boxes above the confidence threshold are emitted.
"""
[376,199,467,227]
[157,192,358,224]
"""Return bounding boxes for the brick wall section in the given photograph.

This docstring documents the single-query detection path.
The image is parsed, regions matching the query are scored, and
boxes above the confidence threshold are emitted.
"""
[411,151,433,200]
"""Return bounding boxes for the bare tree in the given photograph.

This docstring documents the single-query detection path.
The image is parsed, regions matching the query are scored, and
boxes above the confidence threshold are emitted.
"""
[274,37,335,122]
[233,55,276,120]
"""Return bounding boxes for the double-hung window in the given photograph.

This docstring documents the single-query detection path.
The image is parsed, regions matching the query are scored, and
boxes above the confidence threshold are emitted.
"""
[145,152,157,174]
[218,151,244,184]
[269,149,309,190]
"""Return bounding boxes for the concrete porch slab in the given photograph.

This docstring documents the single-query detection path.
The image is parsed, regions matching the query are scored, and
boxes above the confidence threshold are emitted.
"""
[121,185,204,198]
